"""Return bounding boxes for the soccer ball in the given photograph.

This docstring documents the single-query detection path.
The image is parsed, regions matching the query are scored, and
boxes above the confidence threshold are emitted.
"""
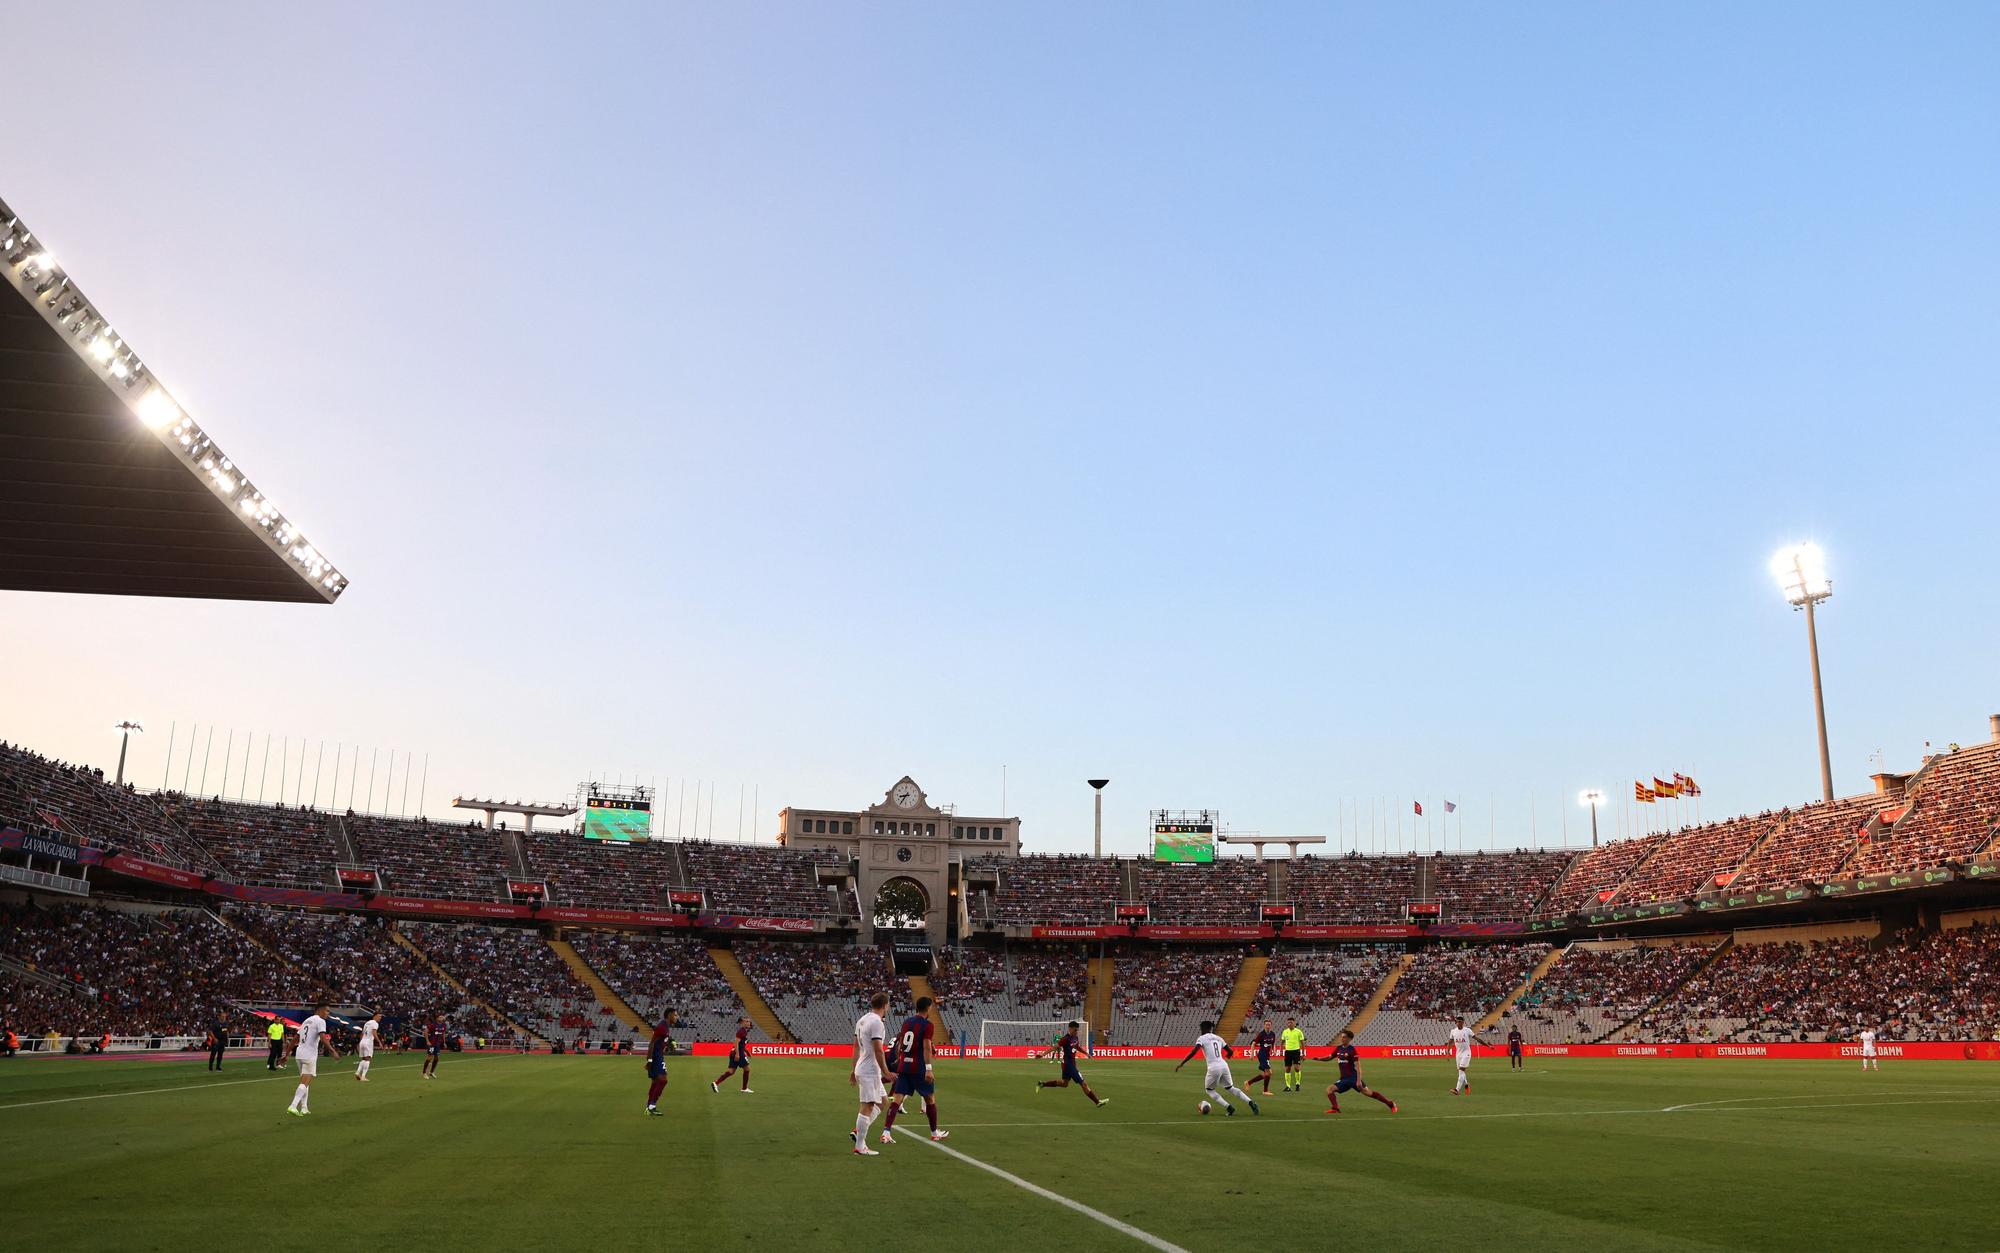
[1197,1101,1211,1116]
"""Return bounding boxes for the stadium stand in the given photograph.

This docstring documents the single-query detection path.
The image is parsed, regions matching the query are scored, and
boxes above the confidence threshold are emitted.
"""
[1111,946,1250,1044]
[0,901,321,1036]
[350,817,511,901]
[1614,814,1778,905]
[1851,742,2000,875]
[1729,797,1875,889]
[1429,850,1573,922]
[971,854,1120,925]
[1288,854,1420,924]
[1246,944,1401,1042]
[684,843,845,917]
[1632,925,2000,1042]
[1134,859,1269,923]
[1509,941,1719,1043]
[400,922,598,1043]
[522,830,679,909]
[1358,943,1552,1045]
[567,929,749,1043]
[731,939,896,1042]
[160,797,341,890]
[0,743,224,873]
[1535,834,1664,917]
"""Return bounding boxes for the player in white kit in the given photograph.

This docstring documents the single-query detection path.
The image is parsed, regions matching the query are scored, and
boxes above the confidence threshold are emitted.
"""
[1448,1017,1489,1095]
[1174,1019,1260,1116]
[850,991,892,1156]
[287,1000,340,1116]
[1858,1026,1880,1070]
[354,1011,380,1082]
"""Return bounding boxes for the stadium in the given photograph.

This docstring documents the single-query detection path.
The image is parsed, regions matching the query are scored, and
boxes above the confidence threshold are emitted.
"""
[6,9,2000,1253]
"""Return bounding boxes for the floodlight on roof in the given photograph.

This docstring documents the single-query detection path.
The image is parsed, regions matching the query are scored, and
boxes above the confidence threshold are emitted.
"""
[0,195,348,601]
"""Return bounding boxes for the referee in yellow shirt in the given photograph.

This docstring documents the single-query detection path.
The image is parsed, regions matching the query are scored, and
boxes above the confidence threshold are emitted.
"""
[1280,1019,1307,1091]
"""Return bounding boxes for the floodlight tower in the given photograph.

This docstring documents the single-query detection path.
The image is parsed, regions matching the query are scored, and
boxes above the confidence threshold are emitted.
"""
[112,721,143,786]
[1771,542,1835,803]
[1087,779,1110,856]
[1578,789,1605,847]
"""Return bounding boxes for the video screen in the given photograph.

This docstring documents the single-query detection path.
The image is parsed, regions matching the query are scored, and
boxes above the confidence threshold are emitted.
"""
[584,798,652,841]
[1153,823,1215,863]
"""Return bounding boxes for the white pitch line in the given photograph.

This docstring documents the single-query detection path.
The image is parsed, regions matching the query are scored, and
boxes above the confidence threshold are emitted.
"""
[890,1127,1190,1253]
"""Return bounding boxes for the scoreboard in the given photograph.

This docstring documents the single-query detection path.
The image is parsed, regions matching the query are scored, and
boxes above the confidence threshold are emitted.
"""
[1153,820,1216,864]
[583,795,652,841]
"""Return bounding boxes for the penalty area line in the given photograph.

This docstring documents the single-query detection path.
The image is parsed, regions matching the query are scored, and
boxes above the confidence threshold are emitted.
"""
[889,1127,1190,1253]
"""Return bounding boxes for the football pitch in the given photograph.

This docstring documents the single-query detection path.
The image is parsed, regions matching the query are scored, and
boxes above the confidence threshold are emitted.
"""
[3,1052,1994,1252]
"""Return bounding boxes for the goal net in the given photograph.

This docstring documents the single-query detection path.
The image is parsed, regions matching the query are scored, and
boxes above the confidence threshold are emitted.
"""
[978,1019,1091,1054]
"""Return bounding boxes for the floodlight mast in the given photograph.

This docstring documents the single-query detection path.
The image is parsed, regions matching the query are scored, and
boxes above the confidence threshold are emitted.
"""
[1578,789,1604,847]
[113,721,143,786]
[1771,543,1835,802]
[1087,779,1110,857]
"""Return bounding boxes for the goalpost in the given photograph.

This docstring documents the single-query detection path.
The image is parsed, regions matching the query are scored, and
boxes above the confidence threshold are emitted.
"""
[977,1020,1091,1056]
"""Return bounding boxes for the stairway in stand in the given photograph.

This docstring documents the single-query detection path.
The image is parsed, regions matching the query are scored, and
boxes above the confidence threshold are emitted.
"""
[708,946,796,1043]
[1085,953,1116,1045]
[1478,945,1564,1030]
[907,972,949,1043]
[1216,952,1270,1039]
[1344,953,1416,1037]
[388,925,547,1043]
[548,932,648,1033]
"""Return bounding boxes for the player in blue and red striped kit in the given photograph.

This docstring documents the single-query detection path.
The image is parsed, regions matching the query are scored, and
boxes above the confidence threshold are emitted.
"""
[1035,1020,1107,1107]
[1252,1018,1279,1094]
[711,1017,755,1094]
[644,1010,677,1117]
[1320,1029,1397,1115]
[880,996,948,1142]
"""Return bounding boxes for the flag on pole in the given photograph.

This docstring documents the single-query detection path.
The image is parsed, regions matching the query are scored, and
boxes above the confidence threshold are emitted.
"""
[1413,801,1423,816]
[1679,773,1701,796]
[1444,800,1457,814]
[1634,781,1655,803]
[1653,776,1680,797]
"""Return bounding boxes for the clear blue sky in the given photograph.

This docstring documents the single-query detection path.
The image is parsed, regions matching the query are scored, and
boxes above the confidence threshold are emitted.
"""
[5,2,1997,854]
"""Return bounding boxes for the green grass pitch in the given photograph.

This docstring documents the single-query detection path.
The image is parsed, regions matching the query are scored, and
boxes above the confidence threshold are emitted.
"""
[3,1051,1994,1251]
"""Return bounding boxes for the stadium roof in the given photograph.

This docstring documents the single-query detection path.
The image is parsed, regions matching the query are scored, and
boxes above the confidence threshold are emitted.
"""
[0,194,347,604]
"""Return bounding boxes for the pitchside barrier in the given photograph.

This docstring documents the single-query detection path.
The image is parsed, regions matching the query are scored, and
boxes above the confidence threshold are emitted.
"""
[667,1041,2000,1061]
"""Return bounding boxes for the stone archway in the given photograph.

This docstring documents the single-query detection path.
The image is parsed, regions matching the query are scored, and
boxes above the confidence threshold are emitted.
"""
[872,876,930,933]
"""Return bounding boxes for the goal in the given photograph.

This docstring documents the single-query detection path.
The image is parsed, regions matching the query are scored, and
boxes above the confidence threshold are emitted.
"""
[978,1019,1091,1054]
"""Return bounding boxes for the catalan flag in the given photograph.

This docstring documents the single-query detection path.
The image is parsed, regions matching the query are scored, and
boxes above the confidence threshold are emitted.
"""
[1635,781,1655,803]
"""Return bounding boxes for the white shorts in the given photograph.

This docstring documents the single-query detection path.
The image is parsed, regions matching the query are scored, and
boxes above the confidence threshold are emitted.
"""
[1203,1063,1234,1090]
[1861,1046,1877,1057]
[855,1072,886,1104]
[358,1045,374,1059]
[296,1058,318,1076]
[1455,1054,1472,1069]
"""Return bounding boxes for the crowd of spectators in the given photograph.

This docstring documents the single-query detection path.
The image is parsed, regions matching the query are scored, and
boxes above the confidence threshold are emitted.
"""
[1633,925,2000,1043]
[1429,850,1573,922]
[350,817,511,901]
[1111,946,1248,1042]
[732,940,896,1040]
[399,922,595,1039]
[1248,945,1400,1027]
[0,901,321,1038]
[1852,744,2000,876]
[1010,945,1088,1010]
[522,830,680,909]
[1134,859,1270,923]
[1535,835,1665,917]
[160,798,341,890]
[971,855,1121,925]
[1730,798,1877,890]
[567,929,745,1041]
[685,843,845,917]
[1383,943,1551,1019]
[1288,855,1419,924]
[1615,814,1779,905]
[0,743,225,873]
[1511,942,1717,1042]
